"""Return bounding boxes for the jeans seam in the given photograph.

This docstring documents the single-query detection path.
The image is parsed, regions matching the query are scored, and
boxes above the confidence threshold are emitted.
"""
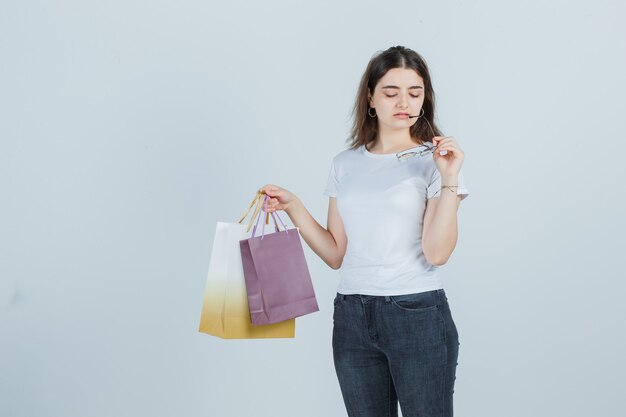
[437,295,447,344]
[437,290,449,417]
[387,371,392,417]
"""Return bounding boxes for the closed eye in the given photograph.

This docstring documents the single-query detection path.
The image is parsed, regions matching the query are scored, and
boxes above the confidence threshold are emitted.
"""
[385,94,421,98]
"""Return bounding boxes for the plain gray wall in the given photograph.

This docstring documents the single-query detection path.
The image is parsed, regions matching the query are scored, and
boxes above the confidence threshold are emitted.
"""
[1,0,624,416]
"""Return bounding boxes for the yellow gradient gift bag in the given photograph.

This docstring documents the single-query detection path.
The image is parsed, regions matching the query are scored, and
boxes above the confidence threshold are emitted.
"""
[198,193,295,339]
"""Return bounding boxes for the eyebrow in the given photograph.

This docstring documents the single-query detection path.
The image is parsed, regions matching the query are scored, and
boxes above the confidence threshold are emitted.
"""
[381,85,423,90]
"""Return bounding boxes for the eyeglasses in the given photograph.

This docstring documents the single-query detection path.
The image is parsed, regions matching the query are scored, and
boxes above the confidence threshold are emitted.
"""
[396,117,440,162]
[396,143,439,161]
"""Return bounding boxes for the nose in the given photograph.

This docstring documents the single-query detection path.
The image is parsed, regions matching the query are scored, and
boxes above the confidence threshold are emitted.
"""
[397,93,408,109]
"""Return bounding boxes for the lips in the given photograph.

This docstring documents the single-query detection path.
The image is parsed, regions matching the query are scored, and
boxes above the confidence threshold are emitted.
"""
[394,113,409,116]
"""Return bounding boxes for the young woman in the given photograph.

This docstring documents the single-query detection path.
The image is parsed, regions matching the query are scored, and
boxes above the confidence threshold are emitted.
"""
[258,45,470,417]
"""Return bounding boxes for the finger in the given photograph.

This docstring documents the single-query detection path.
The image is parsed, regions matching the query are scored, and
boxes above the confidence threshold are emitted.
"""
[437,139,457,150]
[433,137,451,148]
[433,144,451,155]
[437,142,454,150]
[259,185,277,195]
[439,145,461,156]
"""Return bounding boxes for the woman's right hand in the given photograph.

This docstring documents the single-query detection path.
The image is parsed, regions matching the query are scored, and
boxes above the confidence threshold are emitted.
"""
[258,184,298,213]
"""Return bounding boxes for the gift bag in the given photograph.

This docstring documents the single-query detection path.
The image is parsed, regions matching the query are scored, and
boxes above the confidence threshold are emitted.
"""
[198,193,295,339]
[240,193,319,325]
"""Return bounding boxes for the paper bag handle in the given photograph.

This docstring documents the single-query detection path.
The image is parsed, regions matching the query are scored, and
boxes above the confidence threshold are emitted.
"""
[238,192,273,233]
[251,194,289,240]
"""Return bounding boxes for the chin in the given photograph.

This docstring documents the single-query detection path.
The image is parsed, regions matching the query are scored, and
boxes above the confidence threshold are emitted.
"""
[386,119,413,128]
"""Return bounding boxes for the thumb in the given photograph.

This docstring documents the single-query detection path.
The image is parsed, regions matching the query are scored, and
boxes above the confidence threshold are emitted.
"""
[260,185,278,196]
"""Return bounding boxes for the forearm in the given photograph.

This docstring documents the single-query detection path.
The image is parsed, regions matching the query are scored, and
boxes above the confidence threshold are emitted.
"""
[423,175,460,265]
[284,198,341,269]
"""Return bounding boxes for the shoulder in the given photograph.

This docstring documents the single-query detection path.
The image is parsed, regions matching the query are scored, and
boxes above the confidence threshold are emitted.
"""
[331,146,362,166]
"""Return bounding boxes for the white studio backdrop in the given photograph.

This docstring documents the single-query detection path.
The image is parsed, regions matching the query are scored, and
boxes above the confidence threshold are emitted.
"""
[1,1,625,416]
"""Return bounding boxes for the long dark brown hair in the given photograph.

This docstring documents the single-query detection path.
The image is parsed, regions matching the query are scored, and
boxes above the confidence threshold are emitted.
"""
[347,45,442,151]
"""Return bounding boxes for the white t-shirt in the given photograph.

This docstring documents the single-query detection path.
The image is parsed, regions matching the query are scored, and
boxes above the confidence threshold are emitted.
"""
[323,143,470,296]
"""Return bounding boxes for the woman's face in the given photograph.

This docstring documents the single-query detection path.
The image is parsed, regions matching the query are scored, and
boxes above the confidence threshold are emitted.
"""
[368,67,425,131]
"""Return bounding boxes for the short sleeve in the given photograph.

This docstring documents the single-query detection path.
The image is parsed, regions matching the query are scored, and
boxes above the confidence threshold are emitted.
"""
[323,158,339,197]
[426,168,470,200]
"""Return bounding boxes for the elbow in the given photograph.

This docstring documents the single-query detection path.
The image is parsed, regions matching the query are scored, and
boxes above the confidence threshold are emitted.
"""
[429,258,448,267]
[425,254,447,266]
[424,249,448,267]
[329,256,344,270]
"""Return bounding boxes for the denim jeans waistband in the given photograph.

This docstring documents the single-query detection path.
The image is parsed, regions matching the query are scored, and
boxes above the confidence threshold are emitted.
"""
[336,288,445,304]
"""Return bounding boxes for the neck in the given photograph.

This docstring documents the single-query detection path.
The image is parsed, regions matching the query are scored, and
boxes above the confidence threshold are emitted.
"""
[368,126,418,153]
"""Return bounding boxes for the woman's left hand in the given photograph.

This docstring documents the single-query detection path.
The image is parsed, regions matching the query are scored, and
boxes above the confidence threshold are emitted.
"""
[431,136,465,177]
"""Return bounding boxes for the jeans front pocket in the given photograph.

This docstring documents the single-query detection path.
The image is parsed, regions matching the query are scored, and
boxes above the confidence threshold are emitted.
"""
[386,291,446,350]
[389,290,440,314]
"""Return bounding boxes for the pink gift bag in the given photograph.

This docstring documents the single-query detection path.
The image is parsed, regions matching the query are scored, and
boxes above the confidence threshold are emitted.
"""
[239,193,319,325]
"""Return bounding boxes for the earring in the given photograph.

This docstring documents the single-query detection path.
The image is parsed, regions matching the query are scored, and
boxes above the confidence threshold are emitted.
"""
[368,107,377,118]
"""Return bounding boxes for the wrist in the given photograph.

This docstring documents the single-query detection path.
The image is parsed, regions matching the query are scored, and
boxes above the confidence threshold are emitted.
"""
[285,197,303,216]
[441,174,459,185]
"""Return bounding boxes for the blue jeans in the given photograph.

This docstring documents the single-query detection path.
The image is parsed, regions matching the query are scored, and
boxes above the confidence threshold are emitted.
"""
[332,288,459,417]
